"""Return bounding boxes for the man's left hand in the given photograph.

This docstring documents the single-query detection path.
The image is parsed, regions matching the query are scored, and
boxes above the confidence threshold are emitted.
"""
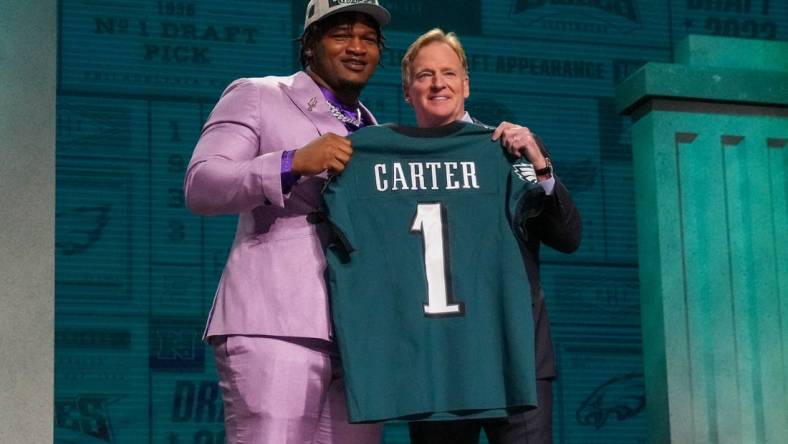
[491,122,548,170]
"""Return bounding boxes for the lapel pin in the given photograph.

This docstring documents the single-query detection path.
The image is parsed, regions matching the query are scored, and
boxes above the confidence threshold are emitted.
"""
[307,97,318,112]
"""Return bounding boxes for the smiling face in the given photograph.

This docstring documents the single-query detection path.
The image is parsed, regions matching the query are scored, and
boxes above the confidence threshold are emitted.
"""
[307,13,381,104]
[404,41,470,128]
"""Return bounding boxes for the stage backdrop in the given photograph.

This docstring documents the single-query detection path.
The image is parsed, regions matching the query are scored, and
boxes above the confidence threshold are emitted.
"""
[54,1,788,443]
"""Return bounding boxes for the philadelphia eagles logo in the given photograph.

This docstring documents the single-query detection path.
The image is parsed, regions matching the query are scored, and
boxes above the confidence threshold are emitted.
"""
[512,160,537,183]
[510,0,641,33]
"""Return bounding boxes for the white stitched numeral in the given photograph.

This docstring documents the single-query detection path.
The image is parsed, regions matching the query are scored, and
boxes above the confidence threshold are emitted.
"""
[410,203,464,316]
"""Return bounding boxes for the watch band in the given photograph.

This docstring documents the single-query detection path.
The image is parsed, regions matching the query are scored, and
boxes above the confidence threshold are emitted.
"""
[534,157,552,176]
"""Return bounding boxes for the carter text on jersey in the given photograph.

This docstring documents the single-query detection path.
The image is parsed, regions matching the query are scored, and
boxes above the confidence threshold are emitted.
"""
[373,161,480,192]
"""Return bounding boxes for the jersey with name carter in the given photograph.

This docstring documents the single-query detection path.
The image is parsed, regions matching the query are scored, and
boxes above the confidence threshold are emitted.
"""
[324,122,544,423]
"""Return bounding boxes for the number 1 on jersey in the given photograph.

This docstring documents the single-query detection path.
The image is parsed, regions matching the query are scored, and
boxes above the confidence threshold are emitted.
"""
[410,203,465,317]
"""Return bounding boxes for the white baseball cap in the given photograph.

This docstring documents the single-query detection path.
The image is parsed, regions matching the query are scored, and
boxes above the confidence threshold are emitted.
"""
[303,0,391,31]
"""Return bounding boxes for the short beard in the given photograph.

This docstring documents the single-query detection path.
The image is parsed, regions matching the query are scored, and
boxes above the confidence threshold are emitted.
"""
[336,78,365,99]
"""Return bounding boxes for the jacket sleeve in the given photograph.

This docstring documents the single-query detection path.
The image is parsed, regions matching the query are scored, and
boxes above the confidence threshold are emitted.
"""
[526,177,582,253]
[524,136,582,253]
[184,78,286,216]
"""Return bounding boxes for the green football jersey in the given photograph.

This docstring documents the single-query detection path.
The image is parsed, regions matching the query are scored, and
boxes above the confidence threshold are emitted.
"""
[323,122,544,423]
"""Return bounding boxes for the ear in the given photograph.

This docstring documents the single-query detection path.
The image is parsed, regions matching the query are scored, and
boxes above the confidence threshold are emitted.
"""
[403,84,412,105]
[463,76,470,99]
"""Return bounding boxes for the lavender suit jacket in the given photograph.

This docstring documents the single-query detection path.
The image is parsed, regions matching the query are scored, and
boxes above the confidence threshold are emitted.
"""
[184,71,376,341]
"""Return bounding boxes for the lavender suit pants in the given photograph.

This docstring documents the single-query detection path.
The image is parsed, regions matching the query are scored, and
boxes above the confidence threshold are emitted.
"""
[211,335,382,444]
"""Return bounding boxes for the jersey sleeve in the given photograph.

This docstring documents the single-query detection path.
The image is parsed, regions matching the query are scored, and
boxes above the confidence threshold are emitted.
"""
[507,157,546,243]
[322,173,357,263]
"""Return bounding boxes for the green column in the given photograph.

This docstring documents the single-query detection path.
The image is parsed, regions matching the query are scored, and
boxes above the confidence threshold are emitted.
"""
[616,35,788,444]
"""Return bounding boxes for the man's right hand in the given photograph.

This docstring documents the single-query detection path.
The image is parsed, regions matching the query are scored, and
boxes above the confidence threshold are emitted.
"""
[292,133,353,176]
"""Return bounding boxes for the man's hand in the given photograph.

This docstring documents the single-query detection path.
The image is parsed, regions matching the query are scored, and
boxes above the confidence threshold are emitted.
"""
[491,122,547,170]
[292,133,353,175]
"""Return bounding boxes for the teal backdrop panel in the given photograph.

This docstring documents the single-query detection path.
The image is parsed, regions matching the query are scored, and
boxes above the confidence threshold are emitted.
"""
[55,1,788,443]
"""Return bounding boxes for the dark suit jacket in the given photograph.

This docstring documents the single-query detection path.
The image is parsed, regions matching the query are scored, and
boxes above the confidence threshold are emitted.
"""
[467,117,582,381]
[520,137,582,380]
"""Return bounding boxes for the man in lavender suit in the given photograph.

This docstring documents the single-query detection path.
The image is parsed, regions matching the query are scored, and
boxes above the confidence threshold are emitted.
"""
[183,1,390,442]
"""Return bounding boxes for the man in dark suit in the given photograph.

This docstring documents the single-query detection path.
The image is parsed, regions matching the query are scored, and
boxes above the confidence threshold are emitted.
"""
[402,28,582,444]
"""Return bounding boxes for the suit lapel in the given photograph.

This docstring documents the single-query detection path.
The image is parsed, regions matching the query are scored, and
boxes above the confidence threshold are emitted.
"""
[281,71,349,136]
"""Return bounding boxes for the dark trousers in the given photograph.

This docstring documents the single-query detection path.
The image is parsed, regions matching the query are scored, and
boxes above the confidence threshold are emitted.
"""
[408,379,553,444]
